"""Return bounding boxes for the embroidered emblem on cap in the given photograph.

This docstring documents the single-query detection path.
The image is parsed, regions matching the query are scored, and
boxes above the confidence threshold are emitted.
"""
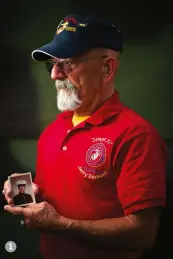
[56,21,68,34]
[86,143,106,167]
[78,23,87,27]
[56,20,76,34]
[64,17,77,24]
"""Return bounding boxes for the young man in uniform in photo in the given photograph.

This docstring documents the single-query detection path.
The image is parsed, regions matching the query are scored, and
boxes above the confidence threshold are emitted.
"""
[3,14,167,259]
[13,180,33,206]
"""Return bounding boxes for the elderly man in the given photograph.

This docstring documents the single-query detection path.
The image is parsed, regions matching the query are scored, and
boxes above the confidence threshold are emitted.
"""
[13,180,33,206]
[3,14,166,259]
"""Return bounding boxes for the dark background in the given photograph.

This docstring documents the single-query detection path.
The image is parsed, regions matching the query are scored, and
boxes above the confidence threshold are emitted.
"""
[0,1,173,258]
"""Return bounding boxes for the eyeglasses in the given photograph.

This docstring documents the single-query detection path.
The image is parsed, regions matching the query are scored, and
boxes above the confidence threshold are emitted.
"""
[45,56,107,74]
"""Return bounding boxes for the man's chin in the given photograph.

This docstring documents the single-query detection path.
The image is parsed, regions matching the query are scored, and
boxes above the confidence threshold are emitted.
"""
[56,93,82,112]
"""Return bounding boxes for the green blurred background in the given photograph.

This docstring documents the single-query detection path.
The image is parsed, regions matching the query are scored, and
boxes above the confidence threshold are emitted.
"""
[0,1,172,258]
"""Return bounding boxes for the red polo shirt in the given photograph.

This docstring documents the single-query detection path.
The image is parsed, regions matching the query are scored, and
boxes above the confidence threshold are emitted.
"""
[35,91,166,259]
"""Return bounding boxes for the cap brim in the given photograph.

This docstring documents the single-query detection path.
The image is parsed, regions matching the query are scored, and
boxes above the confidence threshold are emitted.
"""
[31,41,58,61]
[32,38,90,61]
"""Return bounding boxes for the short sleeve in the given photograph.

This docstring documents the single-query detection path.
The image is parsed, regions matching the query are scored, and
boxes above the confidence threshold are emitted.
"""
[116,132,167,216]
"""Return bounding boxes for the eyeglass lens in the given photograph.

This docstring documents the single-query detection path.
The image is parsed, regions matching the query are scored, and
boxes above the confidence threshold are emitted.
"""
[45,60,72,74]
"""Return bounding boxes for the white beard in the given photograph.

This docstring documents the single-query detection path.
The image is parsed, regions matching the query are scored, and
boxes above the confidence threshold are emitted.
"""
[55,79,82,112]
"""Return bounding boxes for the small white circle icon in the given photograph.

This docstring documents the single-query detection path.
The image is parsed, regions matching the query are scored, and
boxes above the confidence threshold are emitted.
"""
[5,241,17,253]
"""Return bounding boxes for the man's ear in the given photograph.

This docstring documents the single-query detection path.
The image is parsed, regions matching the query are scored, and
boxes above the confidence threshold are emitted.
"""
[103,58,119,81]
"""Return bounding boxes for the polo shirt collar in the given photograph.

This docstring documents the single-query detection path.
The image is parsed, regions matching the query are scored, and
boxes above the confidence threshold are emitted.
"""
[61,91,122,126]
[86,91,122,126]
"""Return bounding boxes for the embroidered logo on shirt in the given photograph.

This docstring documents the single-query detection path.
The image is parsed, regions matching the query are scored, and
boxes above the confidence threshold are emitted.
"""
[78,141,110,180]
[78,166,108,180]
[86,143,106,167]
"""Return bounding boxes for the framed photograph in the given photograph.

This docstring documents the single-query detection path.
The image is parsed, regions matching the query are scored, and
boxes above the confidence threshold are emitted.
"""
[8,172,36,207]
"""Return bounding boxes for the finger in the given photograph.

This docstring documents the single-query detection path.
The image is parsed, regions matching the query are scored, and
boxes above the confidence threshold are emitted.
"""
[6,198,13,205]
[4,205,24,215]
[4,186,12,202]
[3,203,14,208]
[4,193,13,205]
[5,189,11,196]
[5,205,33,217]
[32,183,40,195]
[1,189,10,200]
[4,181,11,194]
[4,188,13,203]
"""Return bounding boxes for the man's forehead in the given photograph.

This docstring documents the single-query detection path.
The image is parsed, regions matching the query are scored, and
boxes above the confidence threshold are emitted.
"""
[51,48,110,62]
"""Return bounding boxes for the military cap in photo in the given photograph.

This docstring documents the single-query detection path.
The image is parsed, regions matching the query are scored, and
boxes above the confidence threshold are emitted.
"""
[16,180,27,186]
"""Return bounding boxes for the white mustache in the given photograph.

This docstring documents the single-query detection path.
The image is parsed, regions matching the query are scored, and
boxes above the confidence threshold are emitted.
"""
[55,79,74,91]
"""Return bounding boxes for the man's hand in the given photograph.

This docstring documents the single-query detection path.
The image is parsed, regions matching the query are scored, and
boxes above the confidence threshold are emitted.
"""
[3,173,40,206]
[4,201,71,231]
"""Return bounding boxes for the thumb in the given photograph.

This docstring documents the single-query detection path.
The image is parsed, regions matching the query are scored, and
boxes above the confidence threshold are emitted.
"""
[4,205,24,215]
[32,182,40,195]
[4,205,33,217]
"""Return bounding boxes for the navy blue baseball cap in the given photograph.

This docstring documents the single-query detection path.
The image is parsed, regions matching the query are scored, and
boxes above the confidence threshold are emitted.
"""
[31,14,123,61]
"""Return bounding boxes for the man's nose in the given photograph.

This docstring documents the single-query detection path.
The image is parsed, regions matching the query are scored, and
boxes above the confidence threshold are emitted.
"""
[51,65,67,80]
